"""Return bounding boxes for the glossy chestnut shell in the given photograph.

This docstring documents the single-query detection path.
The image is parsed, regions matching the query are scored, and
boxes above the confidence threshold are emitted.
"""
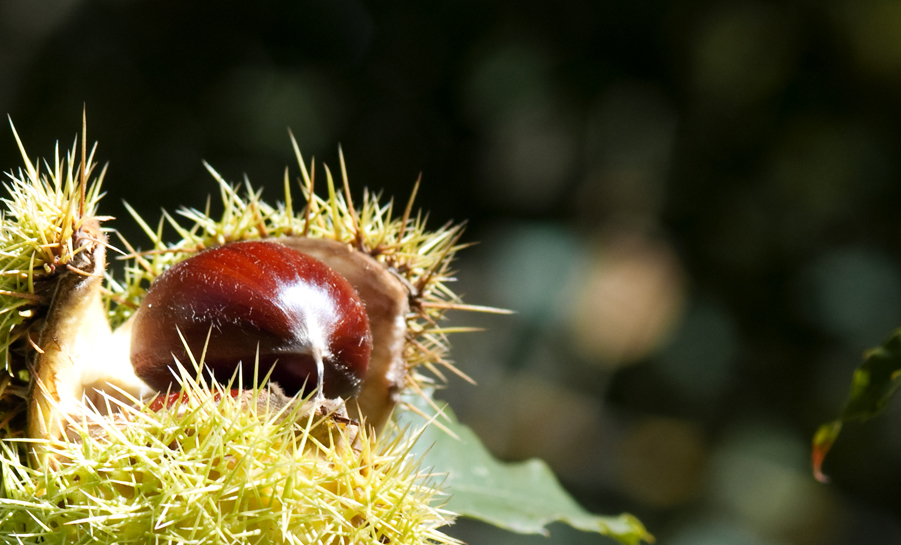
[130,240,372,399]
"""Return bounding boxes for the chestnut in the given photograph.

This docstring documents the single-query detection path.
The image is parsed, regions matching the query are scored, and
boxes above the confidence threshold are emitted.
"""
[129,240,372,399]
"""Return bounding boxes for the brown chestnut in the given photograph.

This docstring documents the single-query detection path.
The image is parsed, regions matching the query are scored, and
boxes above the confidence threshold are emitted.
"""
[129,240,372,399]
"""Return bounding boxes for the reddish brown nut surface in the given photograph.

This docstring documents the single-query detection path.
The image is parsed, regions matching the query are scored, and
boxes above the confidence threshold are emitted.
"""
[130,240,372,399]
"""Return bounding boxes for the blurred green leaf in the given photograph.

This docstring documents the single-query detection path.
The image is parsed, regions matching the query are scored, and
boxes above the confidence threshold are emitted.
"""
[404,398,653,544]
[813,328,901,481]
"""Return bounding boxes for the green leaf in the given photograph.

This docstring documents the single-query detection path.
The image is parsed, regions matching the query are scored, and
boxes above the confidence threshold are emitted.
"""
[403,398,653,544]
[813,328,901,481]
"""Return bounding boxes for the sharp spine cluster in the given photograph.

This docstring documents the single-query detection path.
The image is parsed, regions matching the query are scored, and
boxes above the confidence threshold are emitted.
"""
[0,372,459,545]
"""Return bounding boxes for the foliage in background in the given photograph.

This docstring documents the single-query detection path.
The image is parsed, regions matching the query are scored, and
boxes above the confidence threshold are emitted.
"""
[813,329,901,482]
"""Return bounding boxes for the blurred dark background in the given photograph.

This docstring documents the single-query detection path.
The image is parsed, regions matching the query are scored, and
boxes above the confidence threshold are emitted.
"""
[4,0,901,543]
